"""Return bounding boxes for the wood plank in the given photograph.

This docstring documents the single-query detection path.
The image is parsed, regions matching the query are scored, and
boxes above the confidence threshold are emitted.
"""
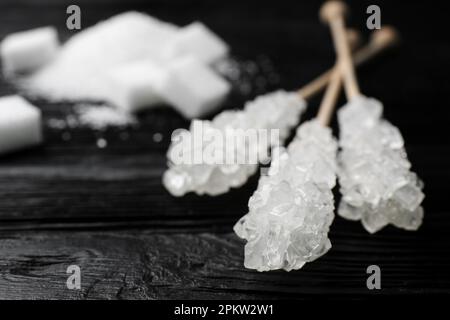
[1,220,450,299]
[0,145,446,224]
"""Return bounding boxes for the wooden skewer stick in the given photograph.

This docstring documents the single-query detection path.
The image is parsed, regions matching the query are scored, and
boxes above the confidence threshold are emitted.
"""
[297,28,359,100]
[314,28,361,123]
[320,1,360,99]
[298,26,399,100]
[353,26,399,67]
[314,26,399,127]
[316,68,341,126]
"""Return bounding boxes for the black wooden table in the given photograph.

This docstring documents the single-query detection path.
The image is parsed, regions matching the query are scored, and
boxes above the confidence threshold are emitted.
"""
[0,0,449,299]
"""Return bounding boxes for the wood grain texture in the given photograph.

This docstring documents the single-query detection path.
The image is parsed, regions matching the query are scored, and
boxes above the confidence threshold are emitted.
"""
[0,0,449,299]
[1,221,450,300]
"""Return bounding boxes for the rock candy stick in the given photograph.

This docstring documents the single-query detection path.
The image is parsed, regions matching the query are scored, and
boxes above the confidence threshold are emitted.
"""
[163,28,396,197]
[233,53,343,272]
[321,1,424,233]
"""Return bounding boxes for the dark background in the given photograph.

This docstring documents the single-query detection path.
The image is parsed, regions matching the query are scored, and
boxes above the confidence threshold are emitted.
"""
[0,0,449,299]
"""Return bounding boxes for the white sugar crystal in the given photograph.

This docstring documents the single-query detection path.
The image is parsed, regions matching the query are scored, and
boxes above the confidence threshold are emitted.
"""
[234,120,337,272]
[0,95,42,154]
[162,22,228,64]
[337,95,425,233]
[21,12,179,101]
[159,56,231,118]
[105,59,168,113]
[1,26,59,75]
[163,90,306,196]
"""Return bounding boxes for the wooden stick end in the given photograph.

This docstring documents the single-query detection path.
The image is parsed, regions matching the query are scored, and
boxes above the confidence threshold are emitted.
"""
[320,1,348,24]
[371,26,400,48]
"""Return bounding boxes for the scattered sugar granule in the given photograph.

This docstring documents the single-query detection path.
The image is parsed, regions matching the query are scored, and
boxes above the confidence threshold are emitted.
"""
[61,131,71,141]
[47,104,137,131]
[214,55,280,96]
[75,104,137,130]
[96,138,108,148]
[152,132,163,142]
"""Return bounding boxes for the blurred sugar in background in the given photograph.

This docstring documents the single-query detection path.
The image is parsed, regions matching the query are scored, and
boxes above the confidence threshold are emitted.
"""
[0,11,280,154]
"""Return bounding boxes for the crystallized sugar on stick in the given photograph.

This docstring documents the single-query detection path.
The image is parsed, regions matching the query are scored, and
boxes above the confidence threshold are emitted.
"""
[162,26,397,196]
[159,56,231,118]
[234,120,337,271]
[1,26,59,75]
[163,90,306,196]
[233,26,344,271]
[0,95,42,154]
[337,96,425,233]
[21,12,179,101]
[162,22,229,65]
[319,1,423,233]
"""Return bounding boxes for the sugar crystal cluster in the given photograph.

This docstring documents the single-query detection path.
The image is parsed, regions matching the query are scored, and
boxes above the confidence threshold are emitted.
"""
[163,90,306,196]
[234,120,337,271]
[337,96,425,233]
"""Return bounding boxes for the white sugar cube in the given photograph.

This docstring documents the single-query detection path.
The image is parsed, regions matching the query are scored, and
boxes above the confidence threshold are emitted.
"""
[105,60,168,113]
[0,95,42,154]
[159,57,230,118]
[1,26,59,75]
[162,22,228,65]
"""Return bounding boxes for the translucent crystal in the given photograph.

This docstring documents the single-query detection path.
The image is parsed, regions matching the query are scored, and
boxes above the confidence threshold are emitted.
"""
[337,96,425,233]
[234,120,337,272]
[163,90,306,196]
[338,201,362,221]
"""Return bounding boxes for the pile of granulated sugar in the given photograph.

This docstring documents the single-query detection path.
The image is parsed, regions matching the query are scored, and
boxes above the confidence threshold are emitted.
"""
[47,104,137,131]
[20,12,179,101]
[17,11,281,121]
